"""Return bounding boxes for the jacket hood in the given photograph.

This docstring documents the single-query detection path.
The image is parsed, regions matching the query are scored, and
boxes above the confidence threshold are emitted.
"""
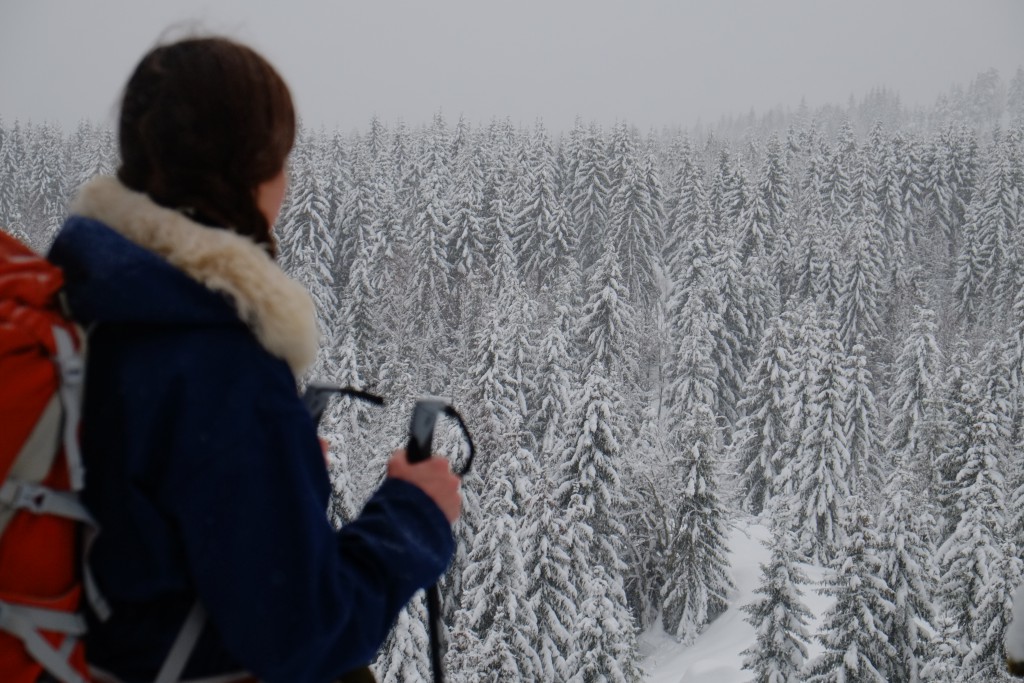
[50,176,319,376]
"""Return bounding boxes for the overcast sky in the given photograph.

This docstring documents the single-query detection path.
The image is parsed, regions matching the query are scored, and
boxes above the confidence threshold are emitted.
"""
[2,0,1022,134]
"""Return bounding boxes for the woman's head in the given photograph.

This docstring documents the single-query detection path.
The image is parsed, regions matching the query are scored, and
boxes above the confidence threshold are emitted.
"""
[117,36,295,256]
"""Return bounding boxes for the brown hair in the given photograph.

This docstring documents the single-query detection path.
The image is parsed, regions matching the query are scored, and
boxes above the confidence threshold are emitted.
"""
[117,37,295,256]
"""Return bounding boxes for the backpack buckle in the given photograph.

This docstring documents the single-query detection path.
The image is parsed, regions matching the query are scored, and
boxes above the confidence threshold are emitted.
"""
[0,480,48,514]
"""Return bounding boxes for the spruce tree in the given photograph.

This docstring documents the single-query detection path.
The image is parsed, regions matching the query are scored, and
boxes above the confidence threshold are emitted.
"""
[447,145,488,284]
[938,386,1010,646]
[740,518,813,683]
[567,565,643,683]
[28,123,70,246]
[760,134,792,247]
[887,306,945,495]
[516,123,562,290]
[734,314,795,516]
[577,239,639,387]
[737,179,773,263]
[877,474,941,683]
[709,238,753,427]
[276,139,338,374]
[455,460,540,680]
[558,364,641,680]
[838,217,888,352]
[567,124,610,271]
[786,314,852,562]
[821,133,855,230]
[659,401,733,644]
[607,154,664,306]
[0,119,25,230]
[806,512,896,682]
[558,363,628,569]
[954,141,1020,322]
[522,473,579,682]
[778,313,851,565]
[846,342,883,494]
[406,161,453,339]
[961,542,1023,681]
[375,594,432,682]
[533,280,579,466]
[663,141,709,282]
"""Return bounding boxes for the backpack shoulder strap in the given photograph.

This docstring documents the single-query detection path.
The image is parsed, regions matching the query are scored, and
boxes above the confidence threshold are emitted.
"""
[155,602,207,683]
[52,325,86,490]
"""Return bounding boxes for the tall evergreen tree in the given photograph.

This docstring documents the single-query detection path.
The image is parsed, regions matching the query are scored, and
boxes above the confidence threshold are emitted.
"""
[846,342,883,493]
[577,239,639,386]
[786,315,852,562]
[659,401,733,644]
[709,238,753,427]
[838,217,888,351]
[448,144,488,282]
[938,385,1010,643]
[567,564,643,683]
[663,141,709,281]
[375,595,432,682]
[954,141,1020,322]
[734,314,795,515]
[806,512,896,682]
[607,154,663,306]
[406,159,453,339]
[533,280,579,465]
[516,123,562,290]
[887,306,945,495]
[741,518,813,683]
[276,140,338,373]
[877,474,940,683]
[567,124,611,270]
[961,541,1023,682]
[454,457,540,680]
[521,473,579,682]
[558,365,641,680]
[0,119,26,233]
[558,364,628,570]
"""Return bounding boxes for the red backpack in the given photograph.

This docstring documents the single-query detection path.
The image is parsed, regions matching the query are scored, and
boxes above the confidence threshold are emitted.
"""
[0,228,103,683]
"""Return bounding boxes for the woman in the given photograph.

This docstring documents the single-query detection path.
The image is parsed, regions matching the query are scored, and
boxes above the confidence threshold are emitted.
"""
[47,36,460,682]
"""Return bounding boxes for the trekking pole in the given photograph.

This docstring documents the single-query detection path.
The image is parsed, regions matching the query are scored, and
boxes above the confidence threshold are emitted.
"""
[302,383,386,683]
[302,382,384,423]
[405,397,475,683]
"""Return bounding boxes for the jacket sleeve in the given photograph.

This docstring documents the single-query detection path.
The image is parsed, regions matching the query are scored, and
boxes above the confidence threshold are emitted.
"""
[161,333,455,682]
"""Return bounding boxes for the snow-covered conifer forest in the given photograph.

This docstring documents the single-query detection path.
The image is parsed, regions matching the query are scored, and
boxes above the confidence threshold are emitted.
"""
[3,66,1024,680]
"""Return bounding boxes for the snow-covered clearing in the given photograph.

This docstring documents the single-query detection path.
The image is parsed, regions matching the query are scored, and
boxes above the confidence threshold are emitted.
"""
[641,519,833,683]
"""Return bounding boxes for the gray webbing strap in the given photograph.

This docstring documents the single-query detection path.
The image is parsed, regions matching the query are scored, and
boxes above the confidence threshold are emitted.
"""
[82,521,112,622]
[52,326,86,491]
[0,479,93,521]
[155,601,207,683]
[88,602,249,683]
[0,599,87,683]
[50,324,112,623]
[0,397,62,537]
[91,665,253,683]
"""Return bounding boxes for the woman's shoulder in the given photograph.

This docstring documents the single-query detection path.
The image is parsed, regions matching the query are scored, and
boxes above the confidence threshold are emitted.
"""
[56,177,319,377]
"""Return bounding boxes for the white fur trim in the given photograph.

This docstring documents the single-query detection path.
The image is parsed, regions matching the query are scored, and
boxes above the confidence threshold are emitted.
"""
[71,176,319,376]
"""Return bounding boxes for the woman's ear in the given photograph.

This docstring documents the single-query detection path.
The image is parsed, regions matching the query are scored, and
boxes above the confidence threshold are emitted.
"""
[255,168,288,229]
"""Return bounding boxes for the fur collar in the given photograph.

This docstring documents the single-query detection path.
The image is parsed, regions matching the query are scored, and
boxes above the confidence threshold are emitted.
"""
[71,176,319,377]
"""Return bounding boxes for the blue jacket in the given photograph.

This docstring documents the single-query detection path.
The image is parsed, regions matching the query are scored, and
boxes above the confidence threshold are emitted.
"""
[48,177,454,682]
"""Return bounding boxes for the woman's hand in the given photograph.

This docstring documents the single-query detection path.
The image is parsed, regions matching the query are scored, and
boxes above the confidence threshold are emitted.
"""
[386,449,462,524]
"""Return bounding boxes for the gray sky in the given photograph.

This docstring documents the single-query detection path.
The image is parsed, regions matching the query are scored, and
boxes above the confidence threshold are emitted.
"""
[2,0,1022,134]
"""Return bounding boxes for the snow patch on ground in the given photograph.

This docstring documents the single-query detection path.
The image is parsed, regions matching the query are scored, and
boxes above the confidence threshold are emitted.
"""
[641,519,834,682]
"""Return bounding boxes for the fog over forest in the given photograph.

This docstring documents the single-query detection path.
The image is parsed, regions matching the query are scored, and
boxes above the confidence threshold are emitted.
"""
[2,65,1024,680]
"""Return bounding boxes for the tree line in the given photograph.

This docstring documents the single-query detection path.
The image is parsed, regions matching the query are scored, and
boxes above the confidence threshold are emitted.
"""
[2,66,1023,680]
